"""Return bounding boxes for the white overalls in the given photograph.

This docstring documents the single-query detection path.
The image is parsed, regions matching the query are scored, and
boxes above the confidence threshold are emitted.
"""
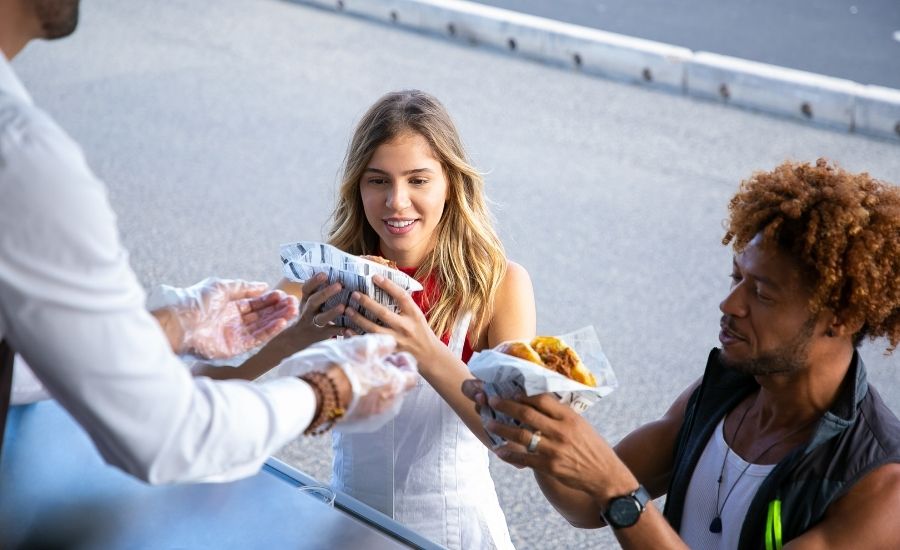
[332,313,514,549]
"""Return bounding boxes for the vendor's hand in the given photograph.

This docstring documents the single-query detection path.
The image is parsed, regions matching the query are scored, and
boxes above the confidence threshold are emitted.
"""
[290,273,355,345]
[152,277,299,360]
[339,339,419,427]
[272,334,418,433]
[324,363,354,413]
[344,275,444,374]
[484,393,638,504]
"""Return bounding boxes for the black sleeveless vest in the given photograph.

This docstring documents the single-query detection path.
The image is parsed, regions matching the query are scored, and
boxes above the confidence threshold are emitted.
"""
[663,349,900,549]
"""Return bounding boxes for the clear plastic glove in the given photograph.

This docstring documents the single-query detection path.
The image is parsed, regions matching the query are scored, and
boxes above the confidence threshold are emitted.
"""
[269,334,418,433]
[147,277,300,365]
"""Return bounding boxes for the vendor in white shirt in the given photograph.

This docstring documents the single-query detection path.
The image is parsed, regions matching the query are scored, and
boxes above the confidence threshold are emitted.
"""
[0,0,416,484]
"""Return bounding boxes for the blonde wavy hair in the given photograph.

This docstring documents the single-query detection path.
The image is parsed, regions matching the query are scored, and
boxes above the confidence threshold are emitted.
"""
[327,90,506,342]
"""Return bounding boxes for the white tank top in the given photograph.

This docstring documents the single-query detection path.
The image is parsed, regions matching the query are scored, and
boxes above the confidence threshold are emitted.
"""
[680,418,776,550]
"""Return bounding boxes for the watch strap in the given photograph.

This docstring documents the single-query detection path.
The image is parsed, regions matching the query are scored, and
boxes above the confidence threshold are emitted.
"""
[633,485,651,508]
[602,484,651,529]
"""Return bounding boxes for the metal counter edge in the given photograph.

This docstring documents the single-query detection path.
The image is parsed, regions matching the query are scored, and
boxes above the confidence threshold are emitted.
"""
[264,457,447,550]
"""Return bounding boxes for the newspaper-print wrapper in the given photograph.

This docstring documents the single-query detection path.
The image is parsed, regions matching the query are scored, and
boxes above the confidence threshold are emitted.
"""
[468,326,618,447]
[280,241,423,333]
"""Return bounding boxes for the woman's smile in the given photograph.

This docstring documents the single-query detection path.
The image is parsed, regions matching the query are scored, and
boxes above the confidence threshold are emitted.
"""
[384,218,418,235]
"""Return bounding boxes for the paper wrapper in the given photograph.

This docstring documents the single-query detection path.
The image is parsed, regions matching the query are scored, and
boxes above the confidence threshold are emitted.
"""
[280,241,423,333]
[468,326,618,447]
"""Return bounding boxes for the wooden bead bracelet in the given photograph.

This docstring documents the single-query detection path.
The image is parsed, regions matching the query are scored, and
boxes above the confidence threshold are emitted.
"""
[299,371,346,435]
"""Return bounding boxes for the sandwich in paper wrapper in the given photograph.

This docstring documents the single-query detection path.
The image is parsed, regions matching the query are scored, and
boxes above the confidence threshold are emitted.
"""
[280,241,423,333]
[468,326,617,447]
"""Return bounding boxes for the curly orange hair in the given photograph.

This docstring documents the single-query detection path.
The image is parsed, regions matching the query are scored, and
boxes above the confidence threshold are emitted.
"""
[723,158,900,352]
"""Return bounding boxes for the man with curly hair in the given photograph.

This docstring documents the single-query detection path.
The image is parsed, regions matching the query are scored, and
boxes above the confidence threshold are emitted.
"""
[467,159,900,548]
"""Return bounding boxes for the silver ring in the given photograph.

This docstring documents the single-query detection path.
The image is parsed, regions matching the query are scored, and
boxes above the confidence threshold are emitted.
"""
[526,430,542,454]
[312,315,327,329]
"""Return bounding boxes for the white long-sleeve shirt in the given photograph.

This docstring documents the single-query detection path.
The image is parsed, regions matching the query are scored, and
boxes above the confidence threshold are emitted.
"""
[11,355,50,404]
[0,53,315,484]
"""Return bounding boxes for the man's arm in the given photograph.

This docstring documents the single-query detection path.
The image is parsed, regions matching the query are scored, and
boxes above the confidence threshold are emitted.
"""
[484,391,693,548]
[521,381,699,528]
[11,279,298,404]
[0,102,314,483]
[10,355,50,404]
[784,463,900,549]
[148,278,298,361]
[197,276,348,381]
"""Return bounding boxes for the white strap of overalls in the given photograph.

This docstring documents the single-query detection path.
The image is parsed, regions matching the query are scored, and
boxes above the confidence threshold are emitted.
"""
[386,311,471,517]
[447,312,472,360]
[349,312,474,519]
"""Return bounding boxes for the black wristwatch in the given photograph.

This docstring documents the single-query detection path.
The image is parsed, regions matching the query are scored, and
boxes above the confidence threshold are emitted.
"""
[601,485,651,529]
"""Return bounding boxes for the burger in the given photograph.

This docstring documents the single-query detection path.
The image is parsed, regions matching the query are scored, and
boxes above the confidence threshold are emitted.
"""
[494,341,543,365]
[496,336,597,387]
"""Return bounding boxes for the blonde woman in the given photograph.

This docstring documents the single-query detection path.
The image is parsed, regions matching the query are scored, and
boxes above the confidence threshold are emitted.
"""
[222,90,535,548]
[324,90,534,549]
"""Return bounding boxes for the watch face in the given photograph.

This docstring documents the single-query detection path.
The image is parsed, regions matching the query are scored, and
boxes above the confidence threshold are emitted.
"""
[608,497,640,528]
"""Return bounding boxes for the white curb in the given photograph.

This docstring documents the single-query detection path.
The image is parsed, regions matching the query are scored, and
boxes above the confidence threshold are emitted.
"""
[292,0,900,142]
[855,85,900,141]
[687,52,861,132]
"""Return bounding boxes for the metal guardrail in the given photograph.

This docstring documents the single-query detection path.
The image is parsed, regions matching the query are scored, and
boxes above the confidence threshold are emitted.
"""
[289,0,900,142]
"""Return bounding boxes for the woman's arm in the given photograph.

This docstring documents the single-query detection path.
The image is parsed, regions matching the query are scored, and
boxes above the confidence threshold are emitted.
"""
[484,262,537,348]
[345,262,536,448]
[195,276,348,380]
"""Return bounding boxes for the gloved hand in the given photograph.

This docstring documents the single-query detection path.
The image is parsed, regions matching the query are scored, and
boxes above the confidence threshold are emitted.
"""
[148,277,300,364]
[270,334,418,433]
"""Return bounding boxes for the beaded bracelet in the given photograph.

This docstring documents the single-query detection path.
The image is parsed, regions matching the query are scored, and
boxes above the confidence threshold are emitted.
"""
[300,371,346,436]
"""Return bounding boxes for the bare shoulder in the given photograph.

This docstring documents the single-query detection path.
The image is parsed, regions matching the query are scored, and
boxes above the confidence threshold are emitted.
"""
[501,260,533,291]
[485,260,536,347]
[787,462,900,548]
[493,260,534,308]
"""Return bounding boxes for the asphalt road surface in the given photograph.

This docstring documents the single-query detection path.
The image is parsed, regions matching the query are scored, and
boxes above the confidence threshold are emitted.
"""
[475,0,900,89]
[12,0,900,548]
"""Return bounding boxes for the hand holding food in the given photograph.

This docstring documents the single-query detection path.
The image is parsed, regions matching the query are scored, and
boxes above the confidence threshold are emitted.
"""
[280,242,422,333]
[468,327,616,446]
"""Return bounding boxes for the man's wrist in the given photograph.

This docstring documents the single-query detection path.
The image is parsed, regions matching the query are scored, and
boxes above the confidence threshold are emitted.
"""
[325,364,353,411]
[298,369,348,435]
[151,308,186,355]
[599,485,652,530]
[586,465,642,509]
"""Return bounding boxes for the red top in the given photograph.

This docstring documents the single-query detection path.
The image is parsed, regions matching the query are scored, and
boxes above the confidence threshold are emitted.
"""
[398,266,475,363]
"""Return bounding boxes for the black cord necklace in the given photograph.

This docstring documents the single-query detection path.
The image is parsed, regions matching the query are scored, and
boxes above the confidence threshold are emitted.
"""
[709,403,815,534]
